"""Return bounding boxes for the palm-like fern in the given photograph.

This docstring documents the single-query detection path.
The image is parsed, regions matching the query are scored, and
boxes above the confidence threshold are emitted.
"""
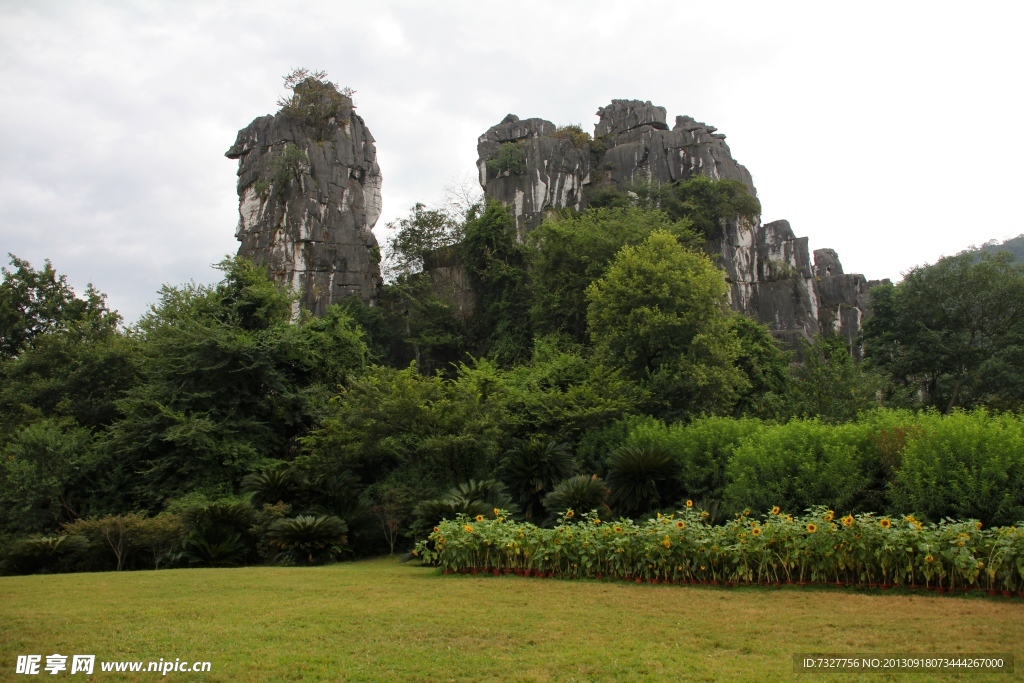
[265,515,348,565]
[542,474,610,523]
[241,468,300,508]
[605,445,680,517]
[500,438,576,519]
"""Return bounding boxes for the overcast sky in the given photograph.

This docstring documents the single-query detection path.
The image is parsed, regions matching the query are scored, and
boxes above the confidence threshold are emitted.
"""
[2,1,1022,322]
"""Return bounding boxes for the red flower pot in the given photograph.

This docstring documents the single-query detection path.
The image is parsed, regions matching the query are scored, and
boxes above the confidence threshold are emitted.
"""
[881,584,891,590]
[1001,590,1013,598]
[1017,591,1024,600]
[595,573,603,580]
[635,578,642,584]
[987,588,999,596]
[936,586,947,594]
[784,580,794,585]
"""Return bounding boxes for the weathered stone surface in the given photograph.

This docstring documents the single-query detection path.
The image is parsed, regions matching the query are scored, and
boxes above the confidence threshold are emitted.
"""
[475,99,881,350]
[813,249,843,278]
[477,115,589,237]
[226,87,382,316]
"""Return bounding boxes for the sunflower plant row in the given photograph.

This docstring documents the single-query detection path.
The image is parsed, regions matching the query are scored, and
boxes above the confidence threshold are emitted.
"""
[414,506,1024,593]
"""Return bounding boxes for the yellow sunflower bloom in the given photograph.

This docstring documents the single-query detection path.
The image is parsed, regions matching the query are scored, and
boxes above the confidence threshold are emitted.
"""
[433,526,440,533]
[841,515,854,528]
[475,514,485,522]
[686,500,694,508]
[566,510,575,518]
[701,511,710,518]
[613,525,623,533]
[879,518,892,529]
[976,522,983,530]
[771,506,781,515]
[661,536,672,549]
[675,520,686,529]
[751,527,762,536]
[806,523,818,533]
[493,508,501,516]
[464,525,474,533]
[925,554,935,564]
[824,510,835,522]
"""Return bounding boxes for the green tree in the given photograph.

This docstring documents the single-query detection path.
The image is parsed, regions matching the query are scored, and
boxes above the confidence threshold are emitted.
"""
[788,335,886,422]
[528,207,699,343]
[0,255,114,360]
[106,258,367,508]
[590,175,761,241]
[462,201,532,366]
[730,315,792,418]
[586,232,748,419]
[863,252,1024,412]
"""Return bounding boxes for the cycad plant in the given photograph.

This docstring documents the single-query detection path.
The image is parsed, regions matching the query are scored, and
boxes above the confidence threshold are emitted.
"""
[542,475,610,524]
[500,437,576,520]
[180,502,257,568]
[265,515,348,565]
[411,479,516,536]
[241,468,301,508]
[605,445,680,517]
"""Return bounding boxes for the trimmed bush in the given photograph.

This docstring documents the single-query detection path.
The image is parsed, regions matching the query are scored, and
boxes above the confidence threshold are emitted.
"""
[891,410,1024,526]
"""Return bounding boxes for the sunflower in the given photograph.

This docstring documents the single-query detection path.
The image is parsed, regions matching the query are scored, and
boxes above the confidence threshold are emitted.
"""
[701,511,710,518]
[751,527,762,536]
[613,525,623,533]
[493,508,501,516]
[925,554,935,564]
[592,518,601,525]
[912,521,923,530]
[904,514,917,523]
[433,526,440,533]
[686,500,694,508]
[957,540,965,547]
[976,521,983,530]
[771,506,781,515]
[464,525,474,533]
[824,510,835,522]
[977,560,985,569]
[841,515,854,528]
[661,536,672,549]
[830,523,837,532]
[785,515,794,523]
[806,523,818,533]
[675,520,686,529]
[565,510,575,518]
[879,518,892,529]
[743,508,751,516]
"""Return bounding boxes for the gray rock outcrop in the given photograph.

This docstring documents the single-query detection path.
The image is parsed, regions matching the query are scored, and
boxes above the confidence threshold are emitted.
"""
[226,81,382,316]
[475,99,881,350]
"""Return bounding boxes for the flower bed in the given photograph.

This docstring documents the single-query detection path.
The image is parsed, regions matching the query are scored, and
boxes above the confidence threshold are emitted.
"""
[415,507,1024,596]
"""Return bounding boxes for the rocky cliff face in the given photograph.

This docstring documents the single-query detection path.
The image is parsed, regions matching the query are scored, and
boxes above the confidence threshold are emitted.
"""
[477,99,884,350]
[226,82,382,316]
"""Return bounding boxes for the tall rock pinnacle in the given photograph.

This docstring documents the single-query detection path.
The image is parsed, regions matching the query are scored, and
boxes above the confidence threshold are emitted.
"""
[476,99,888,352]
[226,76,382,316]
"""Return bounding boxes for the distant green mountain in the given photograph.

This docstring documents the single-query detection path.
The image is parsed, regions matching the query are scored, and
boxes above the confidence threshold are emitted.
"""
[963,234,1024,262]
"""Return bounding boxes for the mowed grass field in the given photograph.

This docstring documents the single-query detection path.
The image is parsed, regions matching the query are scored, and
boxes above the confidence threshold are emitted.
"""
[2,557,1022,682]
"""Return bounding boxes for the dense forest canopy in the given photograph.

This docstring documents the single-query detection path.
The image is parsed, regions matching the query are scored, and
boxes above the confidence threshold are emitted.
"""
[4,178,1024,573]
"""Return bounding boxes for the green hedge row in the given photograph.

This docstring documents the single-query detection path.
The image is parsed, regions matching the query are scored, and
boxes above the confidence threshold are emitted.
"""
[622,409,1024,527]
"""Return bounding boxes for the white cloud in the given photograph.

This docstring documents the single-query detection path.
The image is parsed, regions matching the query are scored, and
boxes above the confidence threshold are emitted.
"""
[1,0,1021,320]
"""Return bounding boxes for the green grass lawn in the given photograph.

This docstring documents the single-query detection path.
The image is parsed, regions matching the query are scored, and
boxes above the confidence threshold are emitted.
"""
[2,557,1022,682]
